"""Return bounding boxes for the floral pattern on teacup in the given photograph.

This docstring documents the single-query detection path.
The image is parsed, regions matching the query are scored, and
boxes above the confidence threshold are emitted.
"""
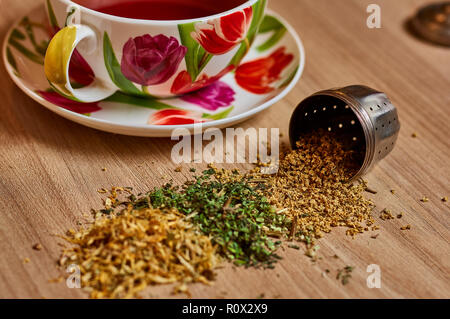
[6,1,301,128]
[191,7,253,55]
[171,65,235,95]
[121,35,187,88]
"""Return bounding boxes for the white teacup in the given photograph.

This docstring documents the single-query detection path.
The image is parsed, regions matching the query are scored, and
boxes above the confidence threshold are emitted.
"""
[44,0,267,102]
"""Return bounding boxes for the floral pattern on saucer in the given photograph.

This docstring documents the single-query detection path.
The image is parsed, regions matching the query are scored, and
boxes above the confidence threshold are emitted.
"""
[3,4,304,136]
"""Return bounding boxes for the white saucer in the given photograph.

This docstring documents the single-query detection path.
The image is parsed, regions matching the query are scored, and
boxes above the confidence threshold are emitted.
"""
[3,4,304,137]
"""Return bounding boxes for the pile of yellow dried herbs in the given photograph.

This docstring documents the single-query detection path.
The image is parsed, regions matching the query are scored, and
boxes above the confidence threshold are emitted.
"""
[59,207,218,299]
[249,130,376,248]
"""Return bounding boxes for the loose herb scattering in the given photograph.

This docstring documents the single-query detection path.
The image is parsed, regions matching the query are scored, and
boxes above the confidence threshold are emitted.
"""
[249,130,375,247]
[337,266,354,285]
[146,169,290,267]
[380,208,395,220]
[59,207,218,299]
[55,130,384,297]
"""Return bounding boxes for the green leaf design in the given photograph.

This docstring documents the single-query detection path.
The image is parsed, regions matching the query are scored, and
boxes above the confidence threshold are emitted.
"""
[6,47,19,76]
[178,23,209,82]
[229,0,267,67]
[256,15,287,52]
[257,28,286,52]
[203,106,234,120]
[104,91,176,110]
[20,17,48,56]
[8,37,43,65]
[10,28,26,41]
[196,49,212,76]
[46,0,59,29]
[103,32,144,97]
[258,15,284,33]
[278,65,299,88]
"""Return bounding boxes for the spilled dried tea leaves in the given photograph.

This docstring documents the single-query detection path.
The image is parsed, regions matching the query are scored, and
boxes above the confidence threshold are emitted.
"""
[249,130,375,247]
[145,169,290,267]
[337,266,354,285]
[59,207,218,298]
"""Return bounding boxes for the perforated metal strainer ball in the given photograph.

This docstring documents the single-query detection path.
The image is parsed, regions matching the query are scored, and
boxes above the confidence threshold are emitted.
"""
[289,85,400,182]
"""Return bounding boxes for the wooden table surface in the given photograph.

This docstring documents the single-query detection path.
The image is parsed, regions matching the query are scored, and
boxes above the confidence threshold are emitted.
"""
[0,0,449,299]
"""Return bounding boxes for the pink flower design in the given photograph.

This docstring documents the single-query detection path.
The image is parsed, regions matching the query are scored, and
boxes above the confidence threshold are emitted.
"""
[191,7,253,55]
[38,91,101,114]
[148,109,209,125]
[180,81,235,111]
[121,34,187,86]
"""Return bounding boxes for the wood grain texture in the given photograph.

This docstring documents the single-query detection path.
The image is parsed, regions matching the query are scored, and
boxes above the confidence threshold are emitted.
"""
[0,0,449,299]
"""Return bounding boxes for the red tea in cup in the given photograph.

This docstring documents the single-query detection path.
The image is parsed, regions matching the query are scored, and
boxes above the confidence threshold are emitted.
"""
[74,0,248,20]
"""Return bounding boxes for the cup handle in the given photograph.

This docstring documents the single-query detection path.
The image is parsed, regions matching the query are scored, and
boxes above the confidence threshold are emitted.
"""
[44,24,116,103]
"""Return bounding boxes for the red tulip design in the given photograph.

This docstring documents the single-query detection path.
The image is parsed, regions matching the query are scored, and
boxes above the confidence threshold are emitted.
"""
[191,7,253,55]
[235,47,294,94]
[38,91,101,114]
[171,65,235,95]
[121,34,187,86]
[148,109,209,125]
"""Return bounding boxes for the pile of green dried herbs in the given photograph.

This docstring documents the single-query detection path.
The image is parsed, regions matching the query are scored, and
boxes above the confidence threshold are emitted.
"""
[129,169,290,268]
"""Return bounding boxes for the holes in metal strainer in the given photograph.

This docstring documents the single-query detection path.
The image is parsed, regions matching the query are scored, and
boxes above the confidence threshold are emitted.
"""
[289,95,366,172]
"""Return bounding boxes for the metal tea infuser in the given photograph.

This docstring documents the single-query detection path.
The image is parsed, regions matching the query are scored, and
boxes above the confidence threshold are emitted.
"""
[289,85,400,182]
